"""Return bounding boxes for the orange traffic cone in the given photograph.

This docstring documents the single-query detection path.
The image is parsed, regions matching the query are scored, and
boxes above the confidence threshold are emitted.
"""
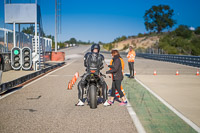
[153,70,157,75]
[75,72,79,78]
[134,71,136,75]
[73,76,76,83]
[74,72,79,78]
[68,81,72,90]
[196,70,199,76]
[70,81,73,89]
[176,70,179,75]
[70,80,73,86]
[71,78,75,85]
[74,75,77,82]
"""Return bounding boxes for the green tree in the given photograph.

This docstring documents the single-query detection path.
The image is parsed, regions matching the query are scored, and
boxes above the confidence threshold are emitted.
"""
[22,25,34,34]
[46,35,54,42]
[68,38,77,44]
[191,36,200,55]
[144,5,176,33]
[158,25,200,55]
[138,33,144,37]
[113,36,127,43]
[175,25,193,39]
[22,25,45,36]
[98,41,103,45]
[194,27,200,35]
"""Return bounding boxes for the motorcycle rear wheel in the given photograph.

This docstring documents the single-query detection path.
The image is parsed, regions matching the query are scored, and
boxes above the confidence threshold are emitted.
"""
[89,85,97,109]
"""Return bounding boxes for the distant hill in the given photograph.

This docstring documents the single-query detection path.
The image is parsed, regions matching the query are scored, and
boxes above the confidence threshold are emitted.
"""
[114,36,159,50]
[106,36,159,51]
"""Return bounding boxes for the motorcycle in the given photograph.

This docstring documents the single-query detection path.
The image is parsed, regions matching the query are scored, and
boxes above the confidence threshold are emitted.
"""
[83,69,106,109]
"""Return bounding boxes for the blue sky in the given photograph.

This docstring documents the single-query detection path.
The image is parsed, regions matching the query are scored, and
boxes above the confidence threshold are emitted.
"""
[1,0,200,43]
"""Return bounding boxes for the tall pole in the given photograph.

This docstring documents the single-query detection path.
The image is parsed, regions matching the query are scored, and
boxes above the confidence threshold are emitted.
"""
[55,0,57,52]
[13,22,16,47]
[38,23,41,70]
[18,24,20,48]
[35,1,37,54]
[4,0,6,52]
[34,0,38,71]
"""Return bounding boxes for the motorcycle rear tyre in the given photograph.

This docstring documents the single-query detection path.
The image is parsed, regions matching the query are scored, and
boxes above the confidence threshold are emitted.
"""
[89,85,97,109]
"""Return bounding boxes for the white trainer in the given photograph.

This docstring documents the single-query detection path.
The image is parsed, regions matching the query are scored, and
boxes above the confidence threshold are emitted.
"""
[76,99,84,106]
[103,100,111,106]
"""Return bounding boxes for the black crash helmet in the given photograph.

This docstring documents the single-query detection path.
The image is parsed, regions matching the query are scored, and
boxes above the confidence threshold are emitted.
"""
[91,44,100,53]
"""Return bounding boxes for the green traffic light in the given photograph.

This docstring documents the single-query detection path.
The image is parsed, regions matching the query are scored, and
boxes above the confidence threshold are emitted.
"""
[14,49,19,55]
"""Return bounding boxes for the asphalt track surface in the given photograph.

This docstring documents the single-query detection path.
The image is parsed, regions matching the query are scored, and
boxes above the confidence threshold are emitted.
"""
[106,50,200,131]
[0,45,137,133]
[1,45,199,132]
[133,58,200,128]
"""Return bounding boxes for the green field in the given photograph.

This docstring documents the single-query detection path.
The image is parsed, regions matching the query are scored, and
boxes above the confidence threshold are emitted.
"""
[122,77,197,133]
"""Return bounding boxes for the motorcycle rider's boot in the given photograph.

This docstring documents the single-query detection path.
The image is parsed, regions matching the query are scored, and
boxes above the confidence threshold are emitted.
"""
[103,100,111,106]
[75,99,84,106]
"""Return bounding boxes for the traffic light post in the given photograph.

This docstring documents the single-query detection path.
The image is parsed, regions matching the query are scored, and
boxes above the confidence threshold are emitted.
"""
[11,47,21,70]
[22,47,32,70]
[11,47,32,70]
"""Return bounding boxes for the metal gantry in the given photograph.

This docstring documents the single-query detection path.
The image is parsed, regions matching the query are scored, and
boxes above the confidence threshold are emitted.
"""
[4,0,44,70]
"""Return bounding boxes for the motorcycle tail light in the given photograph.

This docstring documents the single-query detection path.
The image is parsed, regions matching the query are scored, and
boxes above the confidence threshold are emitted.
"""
[90,70,96,73]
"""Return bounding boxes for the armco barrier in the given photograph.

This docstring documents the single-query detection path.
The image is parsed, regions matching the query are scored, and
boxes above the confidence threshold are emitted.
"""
[0,62,65,94]
[101,51,200,68]
[136,53,200,68]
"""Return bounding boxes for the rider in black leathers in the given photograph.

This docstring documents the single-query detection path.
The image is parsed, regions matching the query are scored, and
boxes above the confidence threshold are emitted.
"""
[76,44,110,106]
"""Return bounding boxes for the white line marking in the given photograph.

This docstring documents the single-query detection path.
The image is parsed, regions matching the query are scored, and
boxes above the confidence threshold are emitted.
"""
[83,46,90,53]
[126,100,146,133]
[135,78,200,133]
[0,89,19,100]
[123,72,146,133]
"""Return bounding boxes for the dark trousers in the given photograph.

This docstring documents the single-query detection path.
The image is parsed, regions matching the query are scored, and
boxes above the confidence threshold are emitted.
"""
[111,80,124,98]
[78,74,108,102]
[128,62,134,77]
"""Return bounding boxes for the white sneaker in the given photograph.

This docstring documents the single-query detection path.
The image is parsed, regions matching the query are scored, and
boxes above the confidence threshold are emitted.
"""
[76,99,84,106]
[103,100,111,106]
